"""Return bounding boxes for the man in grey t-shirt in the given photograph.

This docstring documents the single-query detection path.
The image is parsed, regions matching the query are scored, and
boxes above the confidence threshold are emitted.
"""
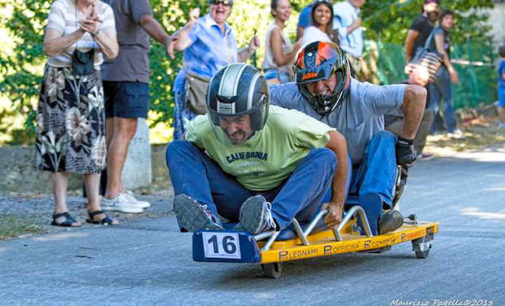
[101,0,174,212]
[270,41,427,236]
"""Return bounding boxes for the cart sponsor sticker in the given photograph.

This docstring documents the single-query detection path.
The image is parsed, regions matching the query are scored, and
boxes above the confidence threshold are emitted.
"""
[202,232,242,259]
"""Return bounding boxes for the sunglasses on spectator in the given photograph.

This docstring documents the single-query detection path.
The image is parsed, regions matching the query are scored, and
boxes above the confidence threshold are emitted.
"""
[210,0,232,6]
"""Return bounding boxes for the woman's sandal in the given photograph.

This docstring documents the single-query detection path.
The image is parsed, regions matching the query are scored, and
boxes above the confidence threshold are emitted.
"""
[51,212,81,227]
[86,210,118,225]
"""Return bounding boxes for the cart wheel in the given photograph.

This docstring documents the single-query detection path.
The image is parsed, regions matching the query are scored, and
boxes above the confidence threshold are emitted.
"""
[262,263,282,279]
[415,249,430,258]
[412,235,432,259]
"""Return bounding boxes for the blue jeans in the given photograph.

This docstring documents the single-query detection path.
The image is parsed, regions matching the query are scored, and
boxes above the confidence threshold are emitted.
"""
[166,140,349,230]
[349,131,397,235]
[428,67,457,133]
[172,70,197,140]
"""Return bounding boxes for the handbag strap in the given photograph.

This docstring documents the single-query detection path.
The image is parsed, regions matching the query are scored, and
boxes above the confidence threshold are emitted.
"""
[424,28,437,50]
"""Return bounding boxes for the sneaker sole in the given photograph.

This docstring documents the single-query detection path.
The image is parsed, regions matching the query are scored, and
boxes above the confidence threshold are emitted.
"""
[239,196,267,234]
[101,205,143,214]
[173,195,222,232]
[132,202,150,209]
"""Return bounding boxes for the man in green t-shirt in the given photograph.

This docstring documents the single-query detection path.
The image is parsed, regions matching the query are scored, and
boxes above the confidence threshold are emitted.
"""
[166,63,349,235]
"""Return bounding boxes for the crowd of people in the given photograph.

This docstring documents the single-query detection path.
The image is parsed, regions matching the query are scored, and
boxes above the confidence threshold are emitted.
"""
[35,0,504,232]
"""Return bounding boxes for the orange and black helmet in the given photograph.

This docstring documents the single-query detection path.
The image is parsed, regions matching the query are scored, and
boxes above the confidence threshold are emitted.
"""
[294,41,351,116]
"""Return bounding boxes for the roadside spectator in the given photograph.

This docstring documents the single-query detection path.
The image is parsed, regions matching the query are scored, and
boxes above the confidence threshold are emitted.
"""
[263,0,301,85]
[301,0,338,46]
[496,46,505,129]
[404,0,440,67]
[296,2,312,41]
[101,0,174,213]
[333,0,365,77]
[37,0,119,226]
[171,0,260,140]
[427,10,463,138]
[386,65,435,161]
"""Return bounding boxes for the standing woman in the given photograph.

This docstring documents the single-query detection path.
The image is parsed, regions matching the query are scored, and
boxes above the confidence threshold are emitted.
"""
[301,0,337,46]
[37,0,119,226]
[427,10,463,138]
[263,0,301,85]
[171,0,260,140]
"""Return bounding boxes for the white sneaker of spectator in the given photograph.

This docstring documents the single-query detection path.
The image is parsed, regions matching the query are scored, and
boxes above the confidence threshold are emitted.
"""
[448,129,464,139]
[124,190,151,209]
[101,193,143,213]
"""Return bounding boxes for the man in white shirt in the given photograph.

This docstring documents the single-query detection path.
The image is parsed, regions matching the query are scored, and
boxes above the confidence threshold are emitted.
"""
[333,0,364,76]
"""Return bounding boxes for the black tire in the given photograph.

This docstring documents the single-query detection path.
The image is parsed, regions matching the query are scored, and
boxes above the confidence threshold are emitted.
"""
[415,249,430,259]
[412,235,432,259]
[262,263,282,279]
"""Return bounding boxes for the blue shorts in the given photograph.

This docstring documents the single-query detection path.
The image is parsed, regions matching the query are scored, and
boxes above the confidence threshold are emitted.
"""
[498,86,505,107]
[104,81,149,119]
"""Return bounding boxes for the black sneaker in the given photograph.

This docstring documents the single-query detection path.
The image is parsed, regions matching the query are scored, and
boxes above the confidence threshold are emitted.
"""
[173,194,223,232]
[237,195,277,234]
[378,210,403,234]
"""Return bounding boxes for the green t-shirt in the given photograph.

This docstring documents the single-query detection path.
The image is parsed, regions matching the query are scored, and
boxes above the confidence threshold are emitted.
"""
[185,105,335,191]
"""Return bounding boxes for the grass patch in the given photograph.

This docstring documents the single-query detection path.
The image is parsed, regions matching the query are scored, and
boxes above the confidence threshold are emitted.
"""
[0,214,45,240]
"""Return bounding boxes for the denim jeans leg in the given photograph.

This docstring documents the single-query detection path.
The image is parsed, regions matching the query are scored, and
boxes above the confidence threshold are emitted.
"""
[438,69,457,132]
[166,141,254,223]
[269,148,340,230]
[352,131,397,235]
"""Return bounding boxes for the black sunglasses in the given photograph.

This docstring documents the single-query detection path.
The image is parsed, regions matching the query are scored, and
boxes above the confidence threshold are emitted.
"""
[210,0,232,6]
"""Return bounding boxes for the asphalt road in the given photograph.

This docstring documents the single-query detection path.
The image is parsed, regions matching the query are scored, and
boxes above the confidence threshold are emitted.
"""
[1,145,504,306]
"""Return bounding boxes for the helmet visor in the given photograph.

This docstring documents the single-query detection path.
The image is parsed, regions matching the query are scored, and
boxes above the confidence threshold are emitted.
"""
[295,42,339,84]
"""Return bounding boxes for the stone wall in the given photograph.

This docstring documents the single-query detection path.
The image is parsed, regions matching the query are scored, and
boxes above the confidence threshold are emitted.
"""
[0,119,154,195]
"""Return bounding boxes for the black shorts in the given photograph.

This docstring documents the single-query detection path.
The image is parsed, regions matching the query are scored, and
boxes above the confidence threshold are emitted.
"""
[104,81,149,119]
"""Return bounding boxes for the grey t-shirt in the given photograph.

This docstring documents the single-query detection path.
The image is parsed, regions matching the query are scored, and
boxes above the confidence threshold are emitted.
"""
[101,0,152,83]
[269,79,406,165]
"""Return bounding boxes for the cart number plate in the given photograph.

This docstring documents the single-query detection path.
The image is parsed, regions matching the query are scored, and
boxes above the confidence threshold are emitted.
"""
[202,232,241,259]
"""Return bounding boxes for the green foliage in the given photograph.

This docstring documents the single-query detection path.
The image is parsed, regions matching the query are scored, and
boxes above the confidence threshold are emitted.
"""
[362,0,494,45]
[0,0,498,144]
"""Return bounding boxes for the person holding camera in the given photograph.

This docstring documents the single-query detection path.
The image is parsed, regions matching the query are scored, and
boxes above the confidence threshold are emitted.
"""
[36,0,119,226]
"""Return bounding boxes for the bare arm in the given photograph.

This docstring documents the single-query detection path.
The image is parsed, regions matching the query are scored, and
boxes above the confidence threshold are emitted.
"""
[139,14,171,47]
[404,30,419,63]
[174,8,200,52]
[43,28,85,58]
[92,27,118,59]
[434,33,459,84]
[322,131,349,228]
[78,12,118,59]
[238,35,260,62]
[434,33,451,69]
[346,18,361,35]
[270,29,300,66]
[295,26,304,42]
[401,84,427,139]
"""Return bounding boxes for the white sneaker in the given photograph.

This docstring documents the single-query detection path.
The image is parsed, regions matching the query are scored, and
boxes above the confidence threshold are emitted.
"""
[101,193,143,213]
[124,190,151,209]
[448,129,464,139]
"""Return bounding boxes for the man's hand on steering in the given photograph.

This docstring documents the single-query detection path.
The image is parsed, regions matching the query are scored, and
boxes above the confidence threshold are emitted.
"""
[322,202,343,228]
[396,136,417,167]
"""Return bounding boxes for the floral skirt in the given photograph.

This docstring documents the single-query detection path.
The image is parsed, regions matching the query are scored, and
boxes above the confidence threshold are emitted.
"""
[36,65,106,174]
